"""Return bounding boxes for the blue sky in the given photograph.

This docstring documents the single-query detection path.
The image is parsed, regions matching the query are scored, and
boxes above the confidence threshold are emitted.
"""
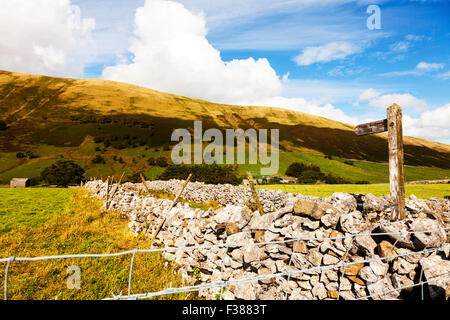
[1,0,449,143]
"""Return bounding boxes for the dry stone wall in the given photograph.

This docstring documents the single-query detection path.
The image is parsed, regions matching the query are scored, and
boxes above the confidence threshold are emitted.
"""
[83,180,450,300]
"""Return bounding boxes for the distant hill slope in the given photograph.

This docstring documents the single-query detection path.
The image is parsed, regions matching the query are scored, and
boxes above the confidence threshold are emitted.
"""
[0,70,449,173]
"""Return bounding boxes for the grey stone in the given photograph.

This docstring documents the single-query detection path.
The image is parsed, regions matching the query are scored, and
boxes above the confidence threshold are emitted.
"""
[379,220,415,249]
[226,232,254,248]
[312,282,327,300]
[289,288,314,300]
[419,254,450,300]
[323,254,340,266]
[340,211,369,234]
[392,258,416,275]
[214,205,251,229]
[307,249,323,267]
[359,266,380,283]
[354,234,377,257]
[410,218,447,249]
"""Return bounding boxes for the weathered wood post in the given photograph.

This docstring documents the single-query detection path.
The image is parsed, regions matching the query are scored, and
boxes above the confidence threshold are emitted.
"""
[387,104,405,220]
[354,103,405,220]
[247,172,265,216]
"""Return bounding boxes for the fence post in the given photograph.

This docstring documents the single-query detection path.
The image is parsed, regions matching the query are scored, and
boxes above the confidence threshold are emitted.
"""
[149,174,192,246]
[3,256,14,300]
[247,172,265,215]
[387,104,406,220]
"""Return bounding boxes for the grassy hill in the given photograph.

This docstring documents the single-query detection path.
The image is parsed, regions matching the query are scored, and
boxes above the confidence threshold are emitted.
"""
[0,70,449,184]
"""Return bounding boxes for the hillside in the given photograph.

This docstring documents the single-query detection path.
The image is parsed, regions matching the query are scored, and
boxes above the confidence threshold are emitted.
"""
[0,70,449,184]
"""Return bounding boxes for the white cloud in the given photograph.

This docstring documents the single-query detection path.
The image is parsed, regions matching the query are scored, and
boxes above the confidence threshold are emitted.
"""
[438,70,450,80]
[294,42,362,66]
[359,88,429,112]
[242,96,362,125]
[403,104,450,143]
[379,61,445,77]
[0,0,95,76]
[102,0,282,104]
[359,88,380,101]
[416,61,444,71]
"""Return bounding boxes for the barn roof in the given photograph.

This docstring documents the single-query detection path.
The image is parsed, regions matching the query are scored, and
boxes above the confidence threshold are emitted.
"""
[11,178,29,182]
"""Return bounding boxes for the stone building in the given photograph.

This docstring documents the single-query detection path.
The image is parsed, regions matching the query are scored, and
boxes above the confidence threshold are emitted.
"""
[10,178,29,188]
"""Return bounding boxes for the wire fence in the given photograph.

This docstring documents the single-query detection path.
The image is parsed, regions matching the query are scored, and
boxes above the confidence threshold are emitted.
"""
[256,184,450,199]
[2,225,449,301]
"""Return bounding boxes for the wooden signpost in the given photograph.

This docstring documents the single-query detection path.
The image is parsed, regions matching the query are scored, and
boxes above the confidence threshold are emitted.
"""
[354,103,405,220]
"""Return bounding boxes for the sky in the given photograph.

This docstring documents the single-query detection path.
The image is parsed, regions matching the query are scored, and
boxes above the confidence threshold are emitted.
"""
[1,0,449,143]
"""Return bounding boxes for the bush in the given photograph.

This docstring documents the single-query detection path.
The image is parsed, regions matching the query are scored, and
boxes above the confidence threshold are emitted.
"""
[16,152,26,159]
[41,160,85,186]
[28,176,42,186]
[0,120,7,131]
[92,155,106,164]
[297,170,325,184]
[147,157,156,166]
[344,160,354,166]
[159,164,240,185]
[286,161,350,184]
[286,162,321,178]
[325,174,350,184]
[156,156,169,167]
[127,172,142,183]
[355,180,371,185]
[25,150,38,159]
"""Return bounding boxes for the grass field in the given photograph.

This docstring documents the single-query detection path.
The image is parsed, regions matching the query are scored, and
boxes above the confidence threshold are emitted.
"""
[257,183,450,199]
[0,188,193,300]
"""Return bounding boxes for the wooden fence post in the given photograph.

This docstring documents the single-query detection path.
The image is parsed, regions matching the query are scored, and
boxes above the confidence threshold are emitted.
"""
[387,104,406,220]
[247,172,265,216]
[148,174,192,246]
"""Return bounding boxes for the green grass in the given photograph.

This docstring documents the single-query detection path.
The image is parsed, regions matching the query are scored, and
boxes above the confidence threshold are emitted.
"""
[0,188,194,300]
[0,188,70,234]
[0,159,60,183]
[257,183,450,198]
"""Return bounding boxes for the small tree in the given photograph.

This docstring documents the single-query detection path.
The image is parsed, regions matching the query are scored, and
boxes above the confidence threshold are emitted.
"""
[156,156,169,167]
[0,120,7,131]
[41,160,85,186]
[92,155,106,164]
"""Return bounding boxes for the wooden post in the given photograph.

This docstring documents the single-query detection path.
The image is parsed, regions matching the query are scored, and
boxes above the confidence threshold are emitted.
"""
[149,174,192,246]
[140,173,151,194]
[387,104,405,220]
[247,172,265,216]
[107,172,125,209]
[105,176,110,211]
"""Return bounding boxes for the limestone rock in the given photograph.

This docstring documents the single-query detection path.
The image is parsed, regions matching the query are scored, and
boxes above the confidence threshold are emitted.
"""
[410,218,447,249]
[359,266,380,283]
[377,240,397,262]
[340,211,369,234]
[379,220,415,249]
[226,222,240,236]
[226,232,254,248]
[362,193,389,212]
[307,249,323,266]
[328,192,357,213]
[289,288,314,300]
[392,258,416,275]
[294,200,336,220]
[354,234,377,257]
[214,205,251,229]
[419,254,450,300]
[312,282,327,300]
[323,254,340,266]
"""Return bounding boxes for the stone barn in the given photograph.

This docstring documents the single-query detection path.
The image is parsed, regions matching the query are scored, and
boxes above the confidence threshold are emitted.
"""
[10,178,29,188]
